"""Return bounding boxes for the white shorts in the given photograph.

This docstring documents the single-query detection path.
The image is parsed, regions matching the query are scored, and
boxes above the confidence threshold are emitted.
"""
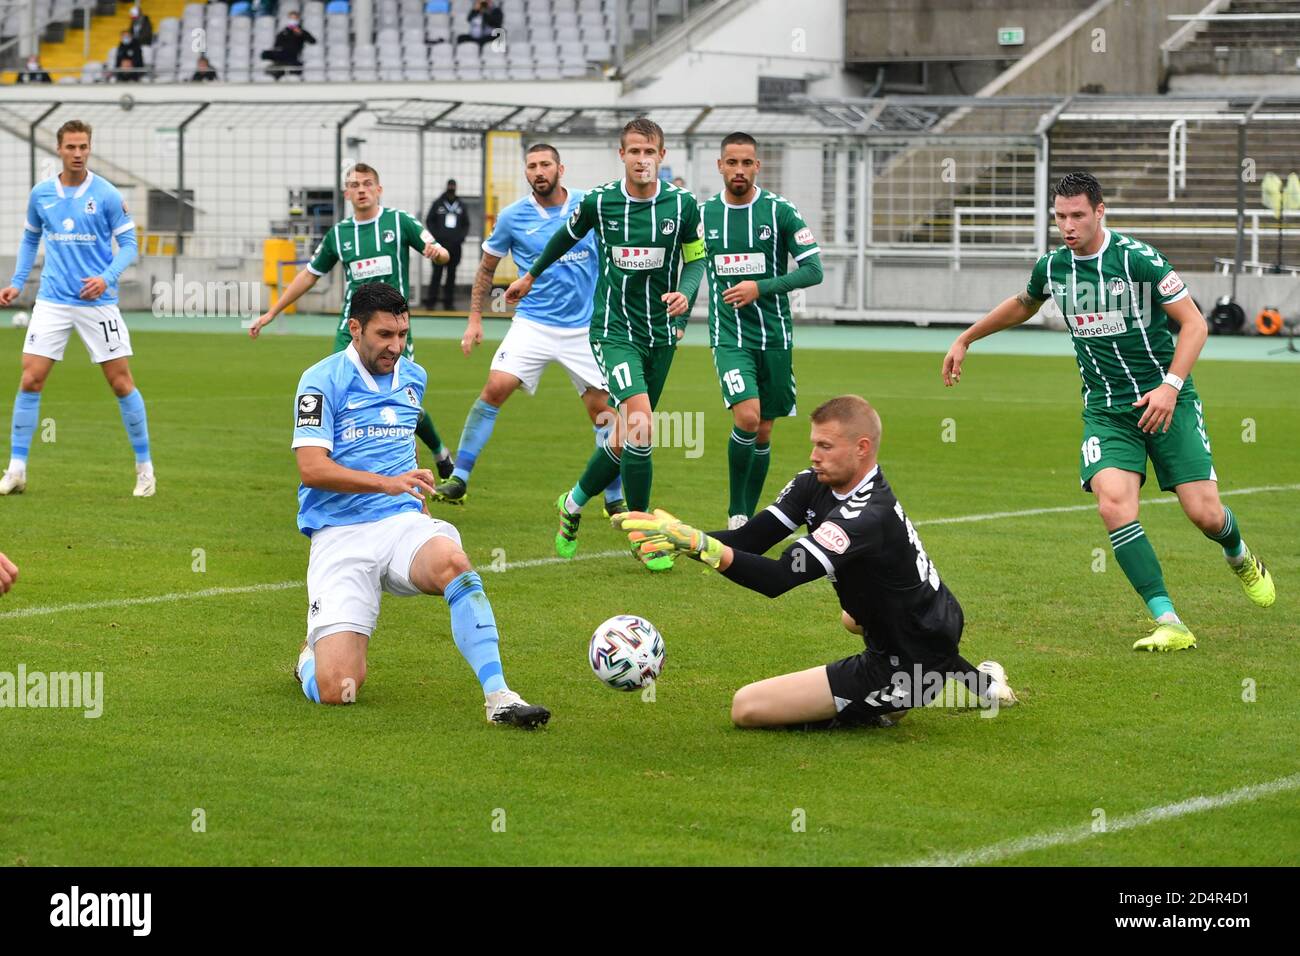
[24,300,133,364]
[490,316,606,396]
[305,510,463,647]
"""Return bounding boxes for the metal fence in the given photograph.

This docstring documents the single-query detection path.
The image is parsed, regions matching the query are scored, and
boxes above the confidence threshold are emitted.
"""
[3,93,1298,320]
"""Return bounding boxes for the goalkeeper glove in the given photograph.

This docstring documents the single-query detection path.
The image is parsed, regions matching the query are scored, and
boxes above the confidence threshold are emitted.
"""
[613,509,725,569]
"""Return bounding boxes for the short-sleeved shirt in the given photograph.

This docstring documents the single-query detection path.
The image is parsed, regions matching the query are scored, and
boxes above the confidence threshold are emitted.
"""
[308,206,432,333]
[291,344,428,537]
[482,189,597,328]
[701,189,820,350]
[21,171,135,306]
[764,465,964,657]
[561,179,705,347]
[1026,228,1192,410]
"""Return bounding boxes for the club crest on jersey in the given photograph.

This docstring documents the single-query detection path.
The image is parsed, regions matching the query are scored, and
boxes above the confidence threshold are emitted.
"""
[758,225,772,241]
[1107,278,1127,296]
[296,393,323,427]
[812,521,850,555]
[405,386,419,406]
[383,229,396,243]
[661,219,676,236]
[84,198,95,215]
[1158,271,1184,296]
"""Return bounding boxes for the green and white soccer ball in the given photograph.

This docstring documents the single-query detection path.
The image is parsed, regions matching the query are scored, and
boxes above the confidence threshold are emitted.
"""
[589,614,665,691]
[11,311,28,329]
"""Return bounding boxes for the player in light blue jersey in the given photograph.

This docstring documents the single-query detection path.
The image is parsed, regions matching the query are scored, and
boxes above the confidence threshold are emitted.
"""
[433,143,624,511]
[290,282,550,727]
[0,119,152,497]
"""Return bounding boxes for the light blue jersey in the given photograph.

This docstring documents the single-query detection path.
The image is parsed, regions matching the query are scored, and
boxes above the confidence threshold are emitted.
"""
[483,189,597,328]
[13,171,136,306]
[291,344,428,536]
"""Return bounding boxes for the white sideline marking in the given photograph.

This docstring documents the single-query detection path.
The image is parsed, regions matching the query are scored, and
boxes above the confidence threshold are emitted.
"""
[902,772,1300,867]
[0,580,302,620]
[917,483,1300,527]
[4,483,1296,621]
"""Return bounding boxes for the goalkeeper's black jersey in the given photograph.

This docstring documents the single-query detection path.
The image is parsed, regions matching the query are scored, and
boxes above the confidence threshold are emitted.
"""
[764,466,964,654]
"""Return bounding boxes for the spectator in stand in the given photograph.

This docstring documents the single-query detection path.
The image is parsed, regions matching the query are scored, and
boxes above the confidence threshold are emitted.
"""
[114,29,145,81]
[129,6,154,47]
[191,55,218,81]
[261,9,316,78]
[17,55,53,84]
[672,176,686,189]
[456,0,503,46]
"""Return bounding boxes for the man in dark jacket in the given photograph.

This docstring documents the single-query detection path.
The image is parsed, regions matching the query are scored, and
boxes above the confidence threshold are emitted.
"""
[424,179,470,310]
[261,10,316,78]
[130,6,154,47]
[17,56,53,84]
[114,30,145,80]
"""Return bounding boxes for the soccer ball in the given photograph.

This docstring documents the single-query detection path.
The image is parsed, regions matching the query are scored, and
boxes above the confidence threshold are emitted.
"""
[589,615,665,691]
[11,312,28,329]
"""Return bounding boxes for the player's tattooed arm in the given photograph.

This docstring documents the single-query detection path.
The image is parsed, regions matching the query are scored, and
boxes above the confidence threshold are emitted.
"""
[468,253,501,318]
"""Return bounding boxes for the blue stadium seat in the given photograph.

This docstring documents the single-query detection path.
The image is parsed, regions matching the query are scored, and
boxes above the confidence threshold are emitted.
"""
[229,1,253,15]
[425,0,450,11]
[326,0,351,12]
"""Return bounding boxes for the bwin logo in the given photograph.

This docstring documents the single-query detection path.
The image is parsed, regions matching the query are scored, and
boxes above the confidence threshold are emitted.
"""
[50,886,151,936]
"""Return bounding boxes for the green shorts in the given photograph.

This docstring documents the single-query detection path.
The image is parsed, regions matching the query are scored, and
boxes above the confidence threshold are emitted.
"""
[711,345,797,420]
[333,315,416,359]
[591,338,676,408]
[1079,392,1216,493]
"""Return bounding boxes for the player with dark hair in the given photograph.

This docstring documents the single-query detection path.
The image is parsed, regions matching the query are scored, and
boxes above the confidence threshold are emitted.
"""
[702,131,825,528]
[942,171,1275,652]
[249,163,457,478]
[288,282,549,726]
[434,142,623,513]
[505,117,708,571]
[613,395,1018,728]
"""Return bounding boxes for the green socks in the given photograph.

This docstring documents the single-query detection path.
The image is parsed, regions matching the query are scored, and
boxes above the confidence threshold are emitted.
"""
[414,410,445,456]
[573,441,622,508]
[1109,521,1176,620]
[1206,506,1246,562]
[728,427,757,516]
[621,442,653,512]
[745,441,771,515]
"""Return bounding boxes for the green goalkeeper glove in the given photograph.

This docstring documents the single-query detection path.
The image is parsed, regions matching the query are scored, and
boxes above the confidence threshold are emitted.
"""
[612,509,725,569]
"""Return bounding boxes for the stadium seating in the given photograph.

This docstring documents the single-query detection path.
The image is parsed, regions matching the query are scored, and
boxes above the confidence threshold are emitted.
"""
[136,0,630,83]
[1167,0,1300,77]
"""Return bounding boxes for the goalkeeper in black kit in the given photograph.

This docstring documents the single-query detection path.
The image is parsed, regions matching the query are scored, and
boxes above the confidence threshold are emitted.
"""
[613,395,1019,728]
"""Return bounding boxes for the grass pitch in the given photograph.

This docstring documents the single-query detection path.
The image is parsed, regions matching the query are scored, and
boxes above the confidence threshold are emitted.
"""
[2,323,1297,866]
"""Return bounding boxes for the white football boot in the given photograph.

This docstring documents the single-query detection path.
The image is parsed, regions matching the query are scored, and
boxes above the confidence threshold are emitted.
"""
[727,514,749,531]
[485,688,550,729]
[133,462,156,497]
[0,468,26,495]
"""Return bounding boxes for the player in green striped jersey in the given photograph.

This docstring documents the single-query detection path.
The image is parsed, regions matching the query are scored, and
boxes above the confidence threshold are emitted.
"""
[506,118,707,572]
[942,172,1275,652]
[248,163,456,476]
[701,131,824,528]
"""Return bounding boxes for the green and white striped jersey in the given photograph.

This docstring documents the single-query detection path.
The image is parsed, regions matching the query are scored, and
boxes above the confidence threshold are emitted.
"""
[307,206,432,329]
[563,179,705,348]
[701,189,820,350]
[1026,229,1192,410]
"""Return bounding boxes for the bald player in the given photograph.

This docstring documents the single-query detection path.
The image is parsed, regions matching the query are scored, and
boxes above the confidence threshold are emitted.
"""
[613,395,1018,729]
